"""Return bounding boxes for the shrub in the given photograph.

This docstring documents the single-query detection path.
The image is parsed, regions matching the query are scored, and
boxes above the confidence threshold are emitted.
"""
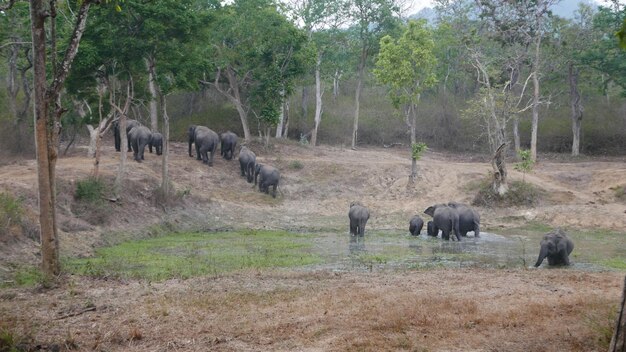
[74,177,105,203]
[615,185,626,203]
[288,160,304,170]
[472,180,543,207]
[0,192,22,234]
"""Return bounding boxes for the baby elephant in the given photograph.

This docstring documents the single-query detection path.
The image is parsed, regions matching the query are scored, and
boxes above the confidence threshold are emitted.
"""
[349,202,370,237]
[534,229,574,267]
[409,215,424,236]
[149,132,163,155]
[255,164,280,198]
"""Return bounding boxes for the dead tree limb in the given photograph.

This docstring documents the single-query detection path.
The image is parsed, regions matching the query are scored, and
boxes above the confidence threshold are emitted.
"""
[609,275,626,352]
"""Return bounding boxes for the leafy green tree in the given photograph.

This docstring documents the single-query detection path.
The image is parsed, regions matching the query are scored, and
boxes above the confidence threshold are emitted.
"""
[205,0,313,141]
[347,0,402,148]
[374,20,437,181]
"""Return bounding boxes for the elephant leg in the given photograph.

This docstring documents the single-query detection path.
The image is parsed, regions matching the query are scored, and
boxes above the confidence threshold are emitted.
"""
[196,144,202,161]
[240,165,245,177]
[272,184,277,198]
[350,223,357,236]
[208,150,215,166]
[442,229,450,241]
[149,144,153,153]
[474,224,480,238]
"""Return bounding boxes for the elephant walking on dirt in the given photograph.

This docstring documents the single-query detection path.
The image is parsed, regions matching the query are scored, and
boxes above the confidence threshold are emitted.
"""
[255,164,280,198]
[409,215,424,236]
[220,131,238,160]
[448,202,480,237]
[238,146,256,183]
[129,125,152,162]
[349,202,370,237]
[188,125,219,166]
[424,204,462,241]
[114,119,141,152]
[535,229,574,267]
[149,132,163,155]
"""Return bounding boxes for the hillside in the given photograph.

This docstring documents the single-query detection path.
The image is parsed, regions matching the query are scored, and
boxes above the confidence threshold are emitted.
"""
[1,140,626,351]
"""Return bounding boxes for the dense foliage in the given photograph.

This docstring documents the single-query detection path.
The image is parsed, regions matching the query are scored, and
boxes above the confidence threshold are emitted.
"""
[0,0,625,155]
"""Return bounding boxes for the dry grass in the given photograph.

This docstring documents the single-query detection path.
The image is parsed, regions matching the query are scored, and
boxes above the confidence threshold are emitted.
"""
[0,269,622,351]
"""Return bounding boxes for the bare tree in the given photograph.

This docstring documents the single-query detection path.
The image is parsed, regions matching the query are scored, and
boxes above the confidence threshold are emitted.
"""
[28,0,96,276]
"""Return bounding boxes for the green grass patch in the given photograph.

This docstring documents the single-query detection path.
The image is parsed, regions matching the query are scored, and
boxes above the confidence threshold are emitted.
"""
[472,180,544,207]
[0,266,45,289]
[0,192,22,234]
[64,230,323,281]
[614,185,626,202]
[74,177,106,202]
[288,160,304,170]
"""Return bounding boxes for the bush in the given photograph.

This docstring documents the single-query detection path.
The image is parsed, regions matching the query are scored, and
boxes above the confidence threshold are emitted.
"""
[615,185,626,203]
[288,160,304,170]
[472,180,543,208]
[0,192,22,234]
[74,177,105,203]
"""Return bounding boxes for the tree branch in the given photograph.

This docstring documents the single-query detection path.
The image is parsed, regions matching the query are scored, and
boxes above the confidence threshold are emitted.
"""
[47,0,93,101]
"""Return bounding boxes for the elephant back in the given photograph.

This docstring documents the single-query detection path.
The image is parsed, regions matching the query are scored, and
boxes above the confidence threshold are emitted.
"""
[349,204,370,220]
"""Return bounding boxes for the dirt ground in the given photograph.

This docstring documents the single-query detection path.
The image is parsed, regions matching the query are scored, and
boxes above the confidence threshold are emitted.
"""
[1,139,626,351]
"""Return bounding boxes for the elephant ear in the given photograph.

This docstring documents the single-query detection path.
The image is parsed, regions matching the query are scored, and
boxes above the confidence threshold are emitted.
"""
[424,206,436,217]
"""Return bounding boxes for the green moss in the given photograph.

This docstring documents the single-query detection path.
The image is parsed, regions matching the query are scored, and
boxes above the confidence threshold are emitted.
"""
[64,230,323,281]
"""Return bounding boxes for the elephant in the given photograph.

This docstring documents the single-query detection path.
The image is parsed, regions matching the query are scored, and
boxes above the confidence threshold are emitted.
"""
[254,163,280,198]
[409,215,424,236]
[188,125,219,166]
[149,132,163,155]
[128,125,152,162]
[426,220,437,237]
[534,229,574,267]
[113,119,141,152]
[349,202,370,237]
[238,146,256,183]
[448,202,480,237]
[220,131,238,160]
[424,204,462,241]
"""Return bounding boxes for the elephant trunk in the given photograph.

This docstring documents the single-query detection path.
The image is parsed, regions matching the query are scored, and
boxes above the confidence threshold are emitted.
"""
[535,244,548,267]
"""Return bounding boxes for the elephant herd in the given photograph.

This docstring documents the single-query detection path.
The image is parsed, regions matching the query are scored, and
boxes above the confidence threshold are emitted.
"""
[114,119,163,161]
[113,120,280,198]
[349,201,574,267]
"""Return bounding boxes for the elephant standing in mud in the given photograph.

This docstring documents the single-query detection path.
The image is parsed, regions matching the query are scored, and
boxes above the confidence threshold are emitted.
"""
[188,125,219,166]
[424,204,462,241]
[220,131,238,160]
[534,229,574,267]
[114,119,141,152]
[238,146,256,183]
[349,202,370,237]
[128,125,152,162]
[255,164,280,198]
[149,132,163,155]
[409,215,424,236]
[448,202,480,237]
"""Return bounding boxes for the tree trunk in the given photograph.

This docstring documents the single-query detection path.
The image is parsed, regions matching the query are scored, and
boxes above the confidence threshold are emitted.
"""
[409,103,418,182]
[225,67,251,141]
[530,35,542,163]
[160,93,171,196]
[87,125,98,158]
[569,63,583,157]
[352,52,366,149]
[311,56,323,147]
[609,275,626,352]
[29,0,93,277]
[146,57,158,131]
[283,99,290,138]
[333,69,341,100]
[115,112,127,197]
[275,90,285,138]
[301,86,309,121]
[492,143,509,195]
[513,117,521,156]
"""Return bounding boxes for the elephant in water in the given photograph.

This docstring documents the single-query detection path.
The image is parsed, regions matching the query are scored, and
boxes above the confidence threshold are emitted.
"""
[238,146,256,183]
[409,215,424,236]
[149,132,163,155]
[188,125,219,166]
[349,202,370,237]
[534,229,574,267]
[424,204,461,241]
[220,131,238,160]
[128,125,152,162]
[448,202,480,237]
[114,119,141,152]
[254,164,280,198]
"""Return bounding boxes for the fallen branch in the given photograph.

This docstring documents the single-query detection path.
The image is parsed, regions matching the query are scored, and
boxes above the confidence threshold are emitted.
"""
[54,305,96,320]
